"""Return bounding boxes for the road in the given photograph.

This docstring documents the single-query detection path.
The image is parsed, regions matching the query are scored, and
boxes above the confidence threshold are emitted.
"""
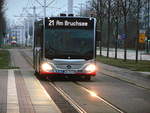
[1,49,150,113]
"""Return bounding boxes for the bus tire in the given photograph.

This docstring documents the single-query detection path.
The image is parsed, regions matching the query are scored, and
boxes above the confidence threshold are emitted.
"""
[34,71,39,77]
[34,71,46,81]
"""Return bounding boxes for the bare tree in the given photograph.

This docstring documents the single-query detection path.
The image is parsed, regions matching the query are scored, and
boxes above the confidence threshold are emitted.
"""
[0,0,6,47]
[128,0,147,62]
[106,0,118,58]
[97,0,107,56]
[89,0,107,56]
[134,0,141,62]
[145,0,150,53]
[106,0,111,58]
[89,0,146,61]
[119,0,133,61]
[111,0,122,59]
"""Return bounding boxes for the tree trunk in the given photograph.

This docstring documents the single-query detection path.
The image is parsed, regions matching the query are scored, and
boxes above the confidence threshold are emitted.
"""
[99,0,103,56]
[99,31,102,56]
[115,17,119,59]
[136,0,140,62]
[107,0,111,58]
[124,16,127,61]
[99,16,103,56]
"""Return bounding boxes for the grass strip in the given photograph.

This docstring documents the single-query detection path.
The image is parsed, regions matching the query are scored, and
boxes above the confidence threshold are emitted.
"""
[0,50,18,69]
[96,56,150,72]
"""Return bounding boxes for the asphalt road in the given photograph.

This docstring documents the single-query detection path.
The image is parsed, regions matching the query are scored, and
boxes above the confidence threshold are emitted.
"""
[9,49,150,113]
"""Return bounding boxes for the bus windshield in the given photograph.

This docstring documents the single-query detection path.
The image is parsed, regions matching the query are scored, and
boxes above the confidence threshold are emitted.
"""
[45,29,94,60]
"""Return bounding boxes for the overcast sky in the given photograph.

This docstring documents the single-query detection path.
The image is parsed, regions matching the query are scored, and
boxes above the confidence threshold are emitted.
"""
[5,0,88,24]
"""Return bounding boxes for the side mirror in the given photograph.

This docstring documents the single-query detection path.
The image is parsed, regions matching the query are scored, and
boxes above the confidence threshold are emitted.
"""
[96,30,101,41]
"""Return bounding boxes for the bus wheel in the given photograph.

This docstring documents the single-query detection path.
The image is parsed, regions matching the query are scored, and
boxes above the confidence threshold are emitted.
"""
[38,75,47,81]
[84,76,91,81]
[35,71,47,81]
[34,71,39,77]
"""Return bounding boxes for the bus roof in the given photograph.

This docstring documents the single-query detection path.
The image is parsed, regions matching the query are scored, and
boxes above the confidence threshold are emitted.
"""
[35,16,96,23]
[47,16,95,19]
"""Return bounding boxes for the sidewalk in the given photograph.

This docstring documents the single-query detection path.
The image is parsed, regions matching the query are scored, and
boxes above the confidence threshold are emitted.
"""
[97,48,150,61]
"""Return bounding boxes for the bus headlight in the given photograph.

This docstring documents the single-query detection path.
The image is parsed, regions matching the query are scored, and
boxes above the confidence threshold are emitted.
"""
[41,62,53,72]
[85,64,96,73]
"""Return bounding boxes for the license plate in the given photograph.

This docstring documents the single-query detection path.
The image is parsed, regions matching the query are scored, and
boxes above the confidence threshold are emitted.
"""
[55,70,64,73]
[64,70,75,74]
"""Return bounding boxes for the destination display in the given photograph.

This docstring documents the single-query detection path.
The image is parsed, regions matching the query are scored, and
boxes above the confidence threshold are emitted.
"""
[45,17,94,29]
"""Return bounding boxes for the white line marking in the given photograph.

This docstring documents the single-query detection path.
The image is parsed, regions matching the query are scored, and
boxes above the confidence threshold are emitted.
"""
[7,70,20,113]
[50,83,87,113]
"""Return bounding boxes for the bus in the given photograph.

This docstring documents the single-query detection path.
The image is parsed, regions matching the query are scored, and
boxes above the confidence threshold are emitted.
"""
[33,15,97,80]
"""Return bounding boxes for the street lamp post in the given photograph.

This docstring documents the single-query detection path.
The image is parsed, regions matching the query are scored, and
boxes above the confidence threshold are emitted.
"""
[68,0,73,14]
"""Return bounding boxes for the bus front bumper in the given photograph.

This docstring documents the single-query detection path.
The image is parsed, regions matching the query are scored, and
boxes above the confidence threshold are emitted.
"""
[40,71,96,76]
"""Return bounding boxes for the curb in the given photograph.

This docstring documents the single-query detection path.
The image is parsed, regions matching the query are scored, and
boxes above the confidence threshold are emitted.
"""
[101,70,150,90]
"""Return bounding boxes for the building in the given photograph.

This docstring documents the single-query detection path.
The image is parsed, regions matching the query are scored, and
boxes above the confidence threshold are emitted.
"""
[9,26,25,46]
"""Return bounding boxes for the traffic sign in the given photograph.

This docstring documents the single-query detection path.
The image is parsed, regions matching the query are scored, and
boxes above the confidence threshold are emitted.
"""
[139,33,146,43]
[120,34,126,40]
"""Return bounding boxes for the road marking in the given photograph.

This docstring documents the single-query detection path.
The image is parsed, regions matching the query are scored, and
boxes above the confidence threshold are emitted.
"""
[75,82,124,113]
[7,70,20,113]
[50,82,87,113]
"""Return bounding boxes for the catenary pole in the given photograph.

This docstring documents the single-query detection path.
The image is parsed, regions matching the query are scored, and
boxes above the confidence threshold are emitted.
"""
[32,6,36,49]
[68,0,73,14]
[43,0,46,58]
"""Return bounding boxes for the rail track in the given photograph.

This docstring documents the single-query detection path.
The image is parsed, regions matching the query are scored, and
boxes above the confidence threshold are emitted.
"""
[19,50,126,113]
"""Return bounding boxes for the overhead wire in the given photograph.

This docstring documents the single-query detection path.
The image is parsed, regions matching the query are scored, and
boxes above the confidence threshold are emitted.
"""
[30,0,35,7]
[32,0,58,17]
[20,0,30,17]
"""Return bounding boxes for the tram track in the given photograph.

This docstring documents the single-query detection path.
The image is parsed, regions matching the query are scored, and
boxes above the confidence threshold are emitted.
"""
[19,49,126,113]
[20,50,88,113]
[48,81,88,113]
[73,82,125,113]
[48,80,125,113]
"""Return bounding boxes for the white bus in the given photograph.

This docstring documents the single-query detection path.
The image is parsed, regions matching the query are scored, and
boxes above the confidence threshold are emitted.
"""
[33,16,97,80]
